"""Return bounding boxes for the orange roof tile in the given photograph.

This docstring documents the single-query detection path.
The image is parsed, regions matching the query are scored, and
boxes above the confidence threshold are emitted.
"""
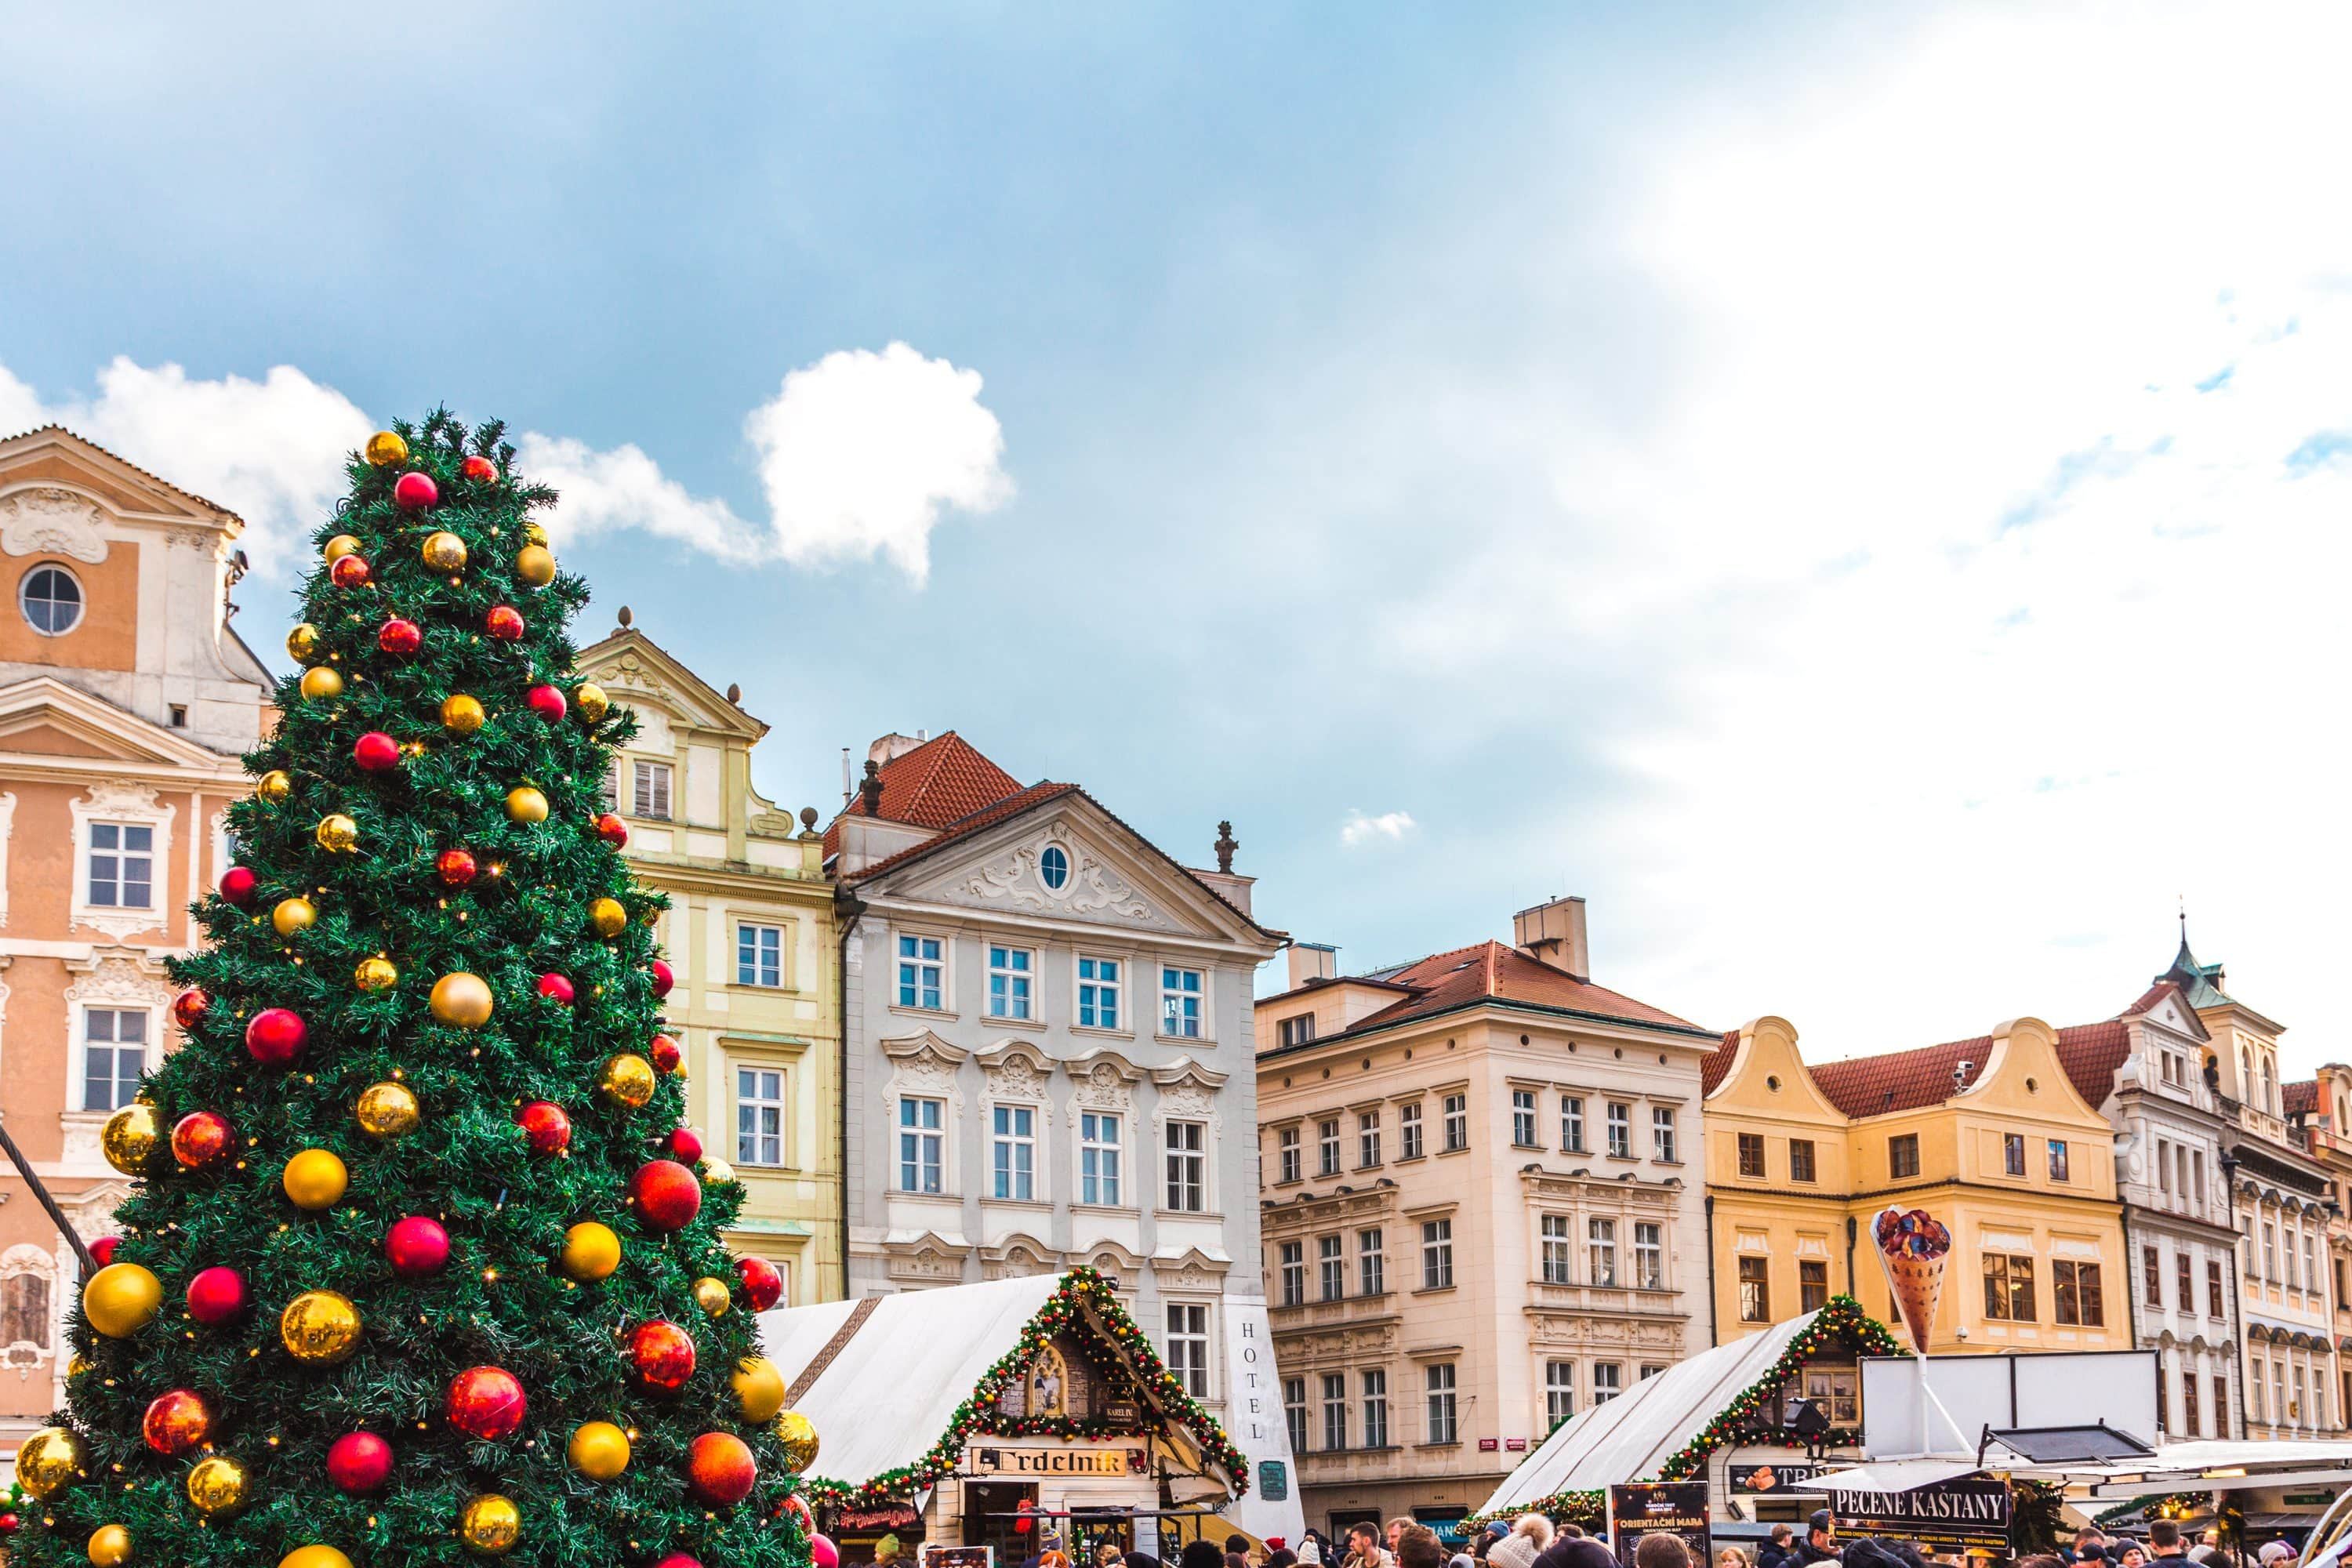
[2284,1080,2321,1118]
[1326,941,1710,1041]
[1700,1030,1741,1094]
[1810,1017,2132,1119]
[822,731,1025,855]
[843,781,1079,881]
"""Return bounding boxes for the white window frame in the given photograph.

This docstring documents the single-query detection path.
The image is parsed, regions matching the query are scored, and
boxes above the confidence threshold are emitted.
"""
[1634,1221,1664,1289]
[1076,953,1123,1032]
[1276,1126,1301,1184]
[1425,1362,1458,1444]
[1362,1367,1390,1448]
[1593,1362,1622,1403]
[1399,1101,1424,1159]
[78,1005,153,1112]
[1322,1371,1348,1451]
[894,931,948,1013]
[1443,1092,1468,1152]
[1319,1233,1345,1301]
[1318,1118,1341,1177]
[735,921,786,989]
[1421,1218,1454,1289]
[1652,1106,1678,1163]
[1279,1241,1306,1306]
[1359,1227,1385,1295]
[1357,1108,1381,1169]
[1080,1109,1123,1207]
[1605,1102,1631,1158]
[1541,1214,1574,1283]
[898,1094,946,1194]
[990,1102,1038,1201]
[734,1062,787,1167]
[987,944,1036,1022]
[1166,1301,1212,1398]
[20,561,85,637]
[1589,1218,1618,1286]
[1285,1377,1308,1454]
[1159,964,1206,1040]
[1544,1361,1577,1429]
[1562,1094,1585,1153]
[1163,1118,1208,1212]
[70,785,176,940]
[631,757,673,820]
[1512,1088,1538,1148]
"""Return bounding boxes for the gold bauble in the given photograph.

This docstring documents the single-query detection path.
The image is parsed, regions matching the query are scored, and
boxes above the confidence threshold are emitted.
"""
[354,955,400,993]
[504,786,549,823]
[323,533,363,561]
[281,1548,355,1568]
[429,971,495,1028]
[280,1290,361,1364]
[299,666,345,702]
[282,1148,349,1210]
[273,895,318,937]
[459,1494,521,1557]
[558,1221,621,1280]
[596,1054,655,1109]
[573,683,610,722]
[441,693,486,734]
[16,1425,88,1498]
[421,531,470,572]
[69,1354,94,1377]
[773,1410,821,1473]
[184,1454,249,1517]
[88,1524,132,1567]
[286,623,321,661]
[587,896,627,938]
[355,1080,420,1138]
[315,814,359,853]
[700,1156,735,1185]
[365,431,408,467]
[100,1104,163,1174]
[514,545,556,587]
[567,1421,631,1480]
[692,1276,731,1317]
[732,1356,787,1423]
[257,770,294,804]
[82,1263,162,1338]
[524,521,550,546]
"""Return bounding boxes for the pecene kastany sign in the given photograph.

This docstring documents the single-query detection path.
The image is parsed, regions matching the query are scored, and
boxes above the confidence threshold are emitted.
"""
[1829,1474,2011,1552]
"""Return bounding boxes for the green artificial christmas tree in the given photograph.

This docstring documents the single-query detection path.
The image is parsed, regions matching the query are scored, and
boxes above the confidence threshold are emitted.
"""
[5,413,816,1568]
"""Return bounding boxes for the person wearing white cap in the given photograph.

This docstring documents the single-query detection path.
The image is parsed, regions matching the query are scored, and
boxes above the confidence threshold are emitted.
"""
[2256,1544,2296,1567]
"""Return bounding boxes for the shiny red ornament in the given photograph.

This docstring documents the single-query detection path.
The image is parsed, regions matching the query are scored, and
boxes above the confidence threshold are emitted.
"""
[535,972,575,1006]
[330,554,372,588]
[376,617,423,655]
[445,1365,527,1440]
[650,959,675,997]
[393,471,439,510]
[517,1100,572,1156]
[142,1388,213,1455]
[245,1007,308,1064]
[353,731,401,771]
[462,455,498,483]
[666,1125,704,1164]
[628,1160,702,1232]
[385,1215,451,1278]
[437,848,477,886]
[686,1432,757,1506]
[735,1255,783,1312]
[627,1320,696,1390]
[594,811,628,846]
[172,986,210,1030]
[0,1512,20,1534]
[171,1110,234,1170]
[326,1431,393,1493]
[88,1236,119,1267]
[524,684,567,722]
[185,1265,248,1324]
[652,1556,702,1568]
[485,604,524,641]
[649,1033,681,1074]
[220,866,259,907]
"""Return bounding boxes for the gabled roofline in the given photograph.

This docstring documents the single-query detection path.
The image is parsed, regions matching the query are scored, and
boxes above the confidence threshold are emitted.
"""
[0,673,256,769]
[1260,989,1722,1060]
[573,625,770,742]
[0,423,241,525]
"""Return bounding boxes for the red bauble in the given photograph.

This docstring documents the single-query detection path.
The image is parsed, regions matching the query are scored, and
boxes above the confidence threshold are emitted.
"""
[627,1320,697,1390]
[171,1110,233,1170]
[172,986,210,1030]
[485,604,524,641]
[535,972,575,1006]
[330,554,372,588]
[594,811,628,846]
[686,1432,757,1506]
[0,1512,20,1534]
[245,1007,308,1064]
[462,455,498,483]
[142,1389,212,1456]
[445,1365,527,1440]
[649,1033,682,1074]
[385,1215,451,1278]
[437,848,477,886]
[524,684,567,722]
[220,866,259,907]
[735,1255,783,1312]
[88,1236,119,1267]
[185,1265,248,1324]
[651,959,675,997]
[325,1430,394,1494]
[628,1160,702,1232]
[517,1100,572,1155]
[377,618,422,655]
[393,471,440,510]
[666,1125,704,1164]
[354,731,401,771]
[652,1556,704,1568]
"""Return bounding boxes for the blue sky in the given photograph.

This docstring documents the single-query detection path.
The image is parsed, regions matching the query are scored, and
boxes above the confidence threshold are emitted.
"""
[8,3,2352,1065]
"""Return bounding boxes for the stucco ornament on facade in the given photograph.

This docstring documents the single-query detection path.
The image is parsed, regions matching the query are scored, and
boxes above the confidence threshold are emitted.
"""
[0,487,111,562]
[963,826,1160,924]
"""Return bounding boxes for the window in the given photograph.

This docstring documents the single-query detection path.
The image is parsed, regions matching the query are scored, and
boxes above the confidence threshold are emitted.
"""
[1804,1366,1860,1425]
[2183,1371,2202,1439]
[1277,1013,1315,1047]
[1363,1369,1390,1448]
[86,823,154,909]
[2053,1261,2103,1326]
[895,935,944,1010]
[1653,1108,1678,1163]
[736,1066,785,1165]
[1359,1229,1385,1295]
[2143,1246,2162,1308]
[1983,1254,2036,1320]
[736,923,784,987]
[1544,1361,1577,1430]
[1279,1242,1305,1307]
[1541,1215,1573,1283]
[2251,1359,2267,1424]
[0,1272,51,1354]
[1080,1112,1122,1206]
[1889,1134,1921,1179]
[2158,1138,2173,1192]
[1322,1374,1348,1451]
[1319,1235,1345,1301]
[1276,1127,1301,1185]
[1737,1133,1766,1178]
[1800,1258,1828,1312]
[2305,1234,2319,1294]
[1421,1219,1454,1289]
[1077,956,1121,1029]
[2263,1221,2279,1281]
[1592,1363,1621,1404]
[898,1096,944,1192]
[1285,1377,1308,1455]
[1160,966,1203,1037]
[1790,1138,1817,1184]
[1634,1222,1663,1290]
[1038,844,1069,890]
[82,1009,147,1112]
[991,1104,1036,1200]
[1165,1303,1209,1396]
[1318,1119,1341,1177]
[2046,1138,2070,1181]
[1606,1102,1631,1158]
[2004,1133,2027,1177]
[988,946,1034,1020]
[20,564,84,634]
[1641,1363,1666,1380]
[1588,1218,1617,1287]
[2192,1150,2206,1207]
[1164,1120,1207,1211]
[1357,1109,1381,1168]
[2180,1253,2197,1316]
[1511,1090,1538,1147]
[1561,1095,1584,1152]
[631,759,673,819]
[1425,1363,1458,1444]
[1738,1256,1770,1323]
[2212,1372,2229,1438]
[1399,1101,1425,1159]
[1443,1093,1468,1152]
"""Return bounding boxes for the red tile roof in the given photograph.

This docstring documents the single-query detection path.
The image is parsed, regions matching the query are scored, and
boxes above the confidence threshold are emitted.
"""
[822,731,1024,855]
[2284,1080,2320,1118]
[1324,941,1710,1041]
[1700,1030,1740,1094]
[842,781,1079,881]
[1810,1018,2132,1120]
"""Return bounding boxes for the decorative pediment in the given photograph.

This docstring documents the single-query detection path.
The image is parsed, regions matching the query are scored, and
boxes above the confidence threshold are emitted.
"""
[0,428,235,527]
[0,486,110,562]
[977,1037,1054,1099]
[572,629,768,742]
[64,946,173,1006]
[880,1029,970,1069]
[0,677,243,771]
[1149,1247,1232,1293]
[1152,1057,1228,1120]
[1067,1047,1144,1116]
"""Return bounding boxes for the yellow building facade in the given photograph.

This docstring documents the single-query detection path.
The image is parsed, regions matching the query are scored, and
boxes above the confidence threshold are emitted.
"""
[1704,1014,2127,1356]
[575,617,844,1305]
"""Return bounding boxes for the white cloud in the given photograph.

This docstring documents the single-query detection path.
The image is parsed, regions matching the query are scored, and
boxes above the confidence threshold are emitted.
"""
[1340,809,1417,848]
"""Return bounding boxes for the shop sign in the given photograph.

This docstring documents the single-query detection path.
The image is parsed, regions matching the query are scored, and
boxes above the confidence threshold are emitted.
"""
[2284,1492,2334,1507]
[1479,1439,1500,1452]
[966,1445,1149,1478]
[1507,1439,1529,1451]
[839,1502,924,1534]
[1257,1461,1290,1501]
[1727,1460,1835,1495]
[924,1548,994,1568]
[1828,1474,2009,1553]
[1608,1483,1711,1568]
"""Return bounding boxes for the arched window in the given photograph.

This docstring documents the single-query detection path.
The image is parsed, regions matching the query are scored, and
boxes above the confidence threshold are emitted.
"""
[2262,1057,2276,1114]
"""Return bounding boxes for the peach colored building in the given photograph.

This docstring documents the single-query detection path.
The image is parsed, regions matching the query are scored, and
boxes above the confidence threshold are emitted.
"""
[0,427,272,1454]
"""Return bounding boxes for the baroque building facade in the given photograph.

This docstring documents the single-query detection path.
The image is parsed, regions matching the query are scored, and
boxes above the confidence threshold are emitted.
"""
[2285,1063,2352,1428]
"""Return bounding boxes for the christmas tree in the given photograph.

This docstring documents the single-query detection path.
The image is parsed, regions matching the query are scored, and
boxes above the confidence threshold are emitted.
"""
[6,414,817,1568]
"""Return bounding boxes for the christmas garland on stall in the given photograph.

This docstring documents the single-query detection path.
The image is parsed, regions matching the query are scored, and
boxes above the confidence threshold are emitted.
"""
[797,1268,1251,1508]
[2095,1493,2215,1527]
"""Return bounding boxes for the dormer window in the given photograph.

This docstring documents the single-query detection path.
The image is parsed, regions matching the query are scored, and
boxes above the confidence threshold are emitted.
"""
[1039,844,1069,890]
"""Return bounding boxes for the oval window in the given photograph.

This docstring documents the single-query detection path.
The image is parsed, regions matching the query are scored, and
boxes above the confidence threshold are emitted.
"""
[20,564,84,635]
[1039,844,1069,890]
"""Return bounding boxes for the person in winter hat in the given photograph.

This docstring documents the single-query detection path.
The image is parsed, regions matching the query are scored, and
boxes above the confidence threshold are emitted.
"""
[1488,1515,1556,1568]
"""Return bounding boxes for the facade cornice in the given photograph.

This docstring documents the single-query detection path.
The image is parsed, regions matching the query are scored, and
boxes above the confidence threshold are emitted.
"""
[1259,994,1720,1064]
[850,890,1272,962]
[619,855,831,901]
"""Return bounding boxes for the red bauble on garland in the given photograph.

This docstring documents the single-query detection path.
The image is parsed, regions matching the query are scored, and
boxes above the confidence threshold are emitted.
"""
[325,1431,393,1494]
[652,1556,703,1568]
[353,731,401,771]
[376,618,422,655]
[666,1125,704,1164]
[445,1365,527,1440]
[171,1111,233,1170]
[330,554,372,588]
[627,1320,697,1390]
[648,1033,682,1074]
[535,972,575,1005]
[245,1007,308,1064]
[0,1513,21,1534]
[385,1215,451,1278]
[686,1432,757,1505]
[220,866,258,907]
[594,811,627,847]
[437,848,477,886]
[524,684,567,722]
[485,604,524,641]
[88,1236,119,1267]
[172,987,210,1030]
[142,1389,213,1455]
[393,471,440,510]
[462,455,498,483]
[650,958,675,997]
[185,1265,248,1324]
[629,1160,702,1232]
[735,1255,783,1312]
[517,1100,571,1155]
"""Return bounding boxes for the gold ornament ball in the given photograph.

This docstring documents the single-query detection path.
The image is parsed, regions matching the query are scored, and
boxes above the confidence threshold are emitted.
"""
[595,1054,655,1109]
[286,623,321,662]
[514,545,556,587]
[442,693,486,734]
[282,1148,349,1210]
[88,1524,132,1567]
[315,813,360,853]
[573,683,610,722]
[299,666,345,702]
[774,1410,821,1473]
[69,1354,94,1377]
[365,431,408,467]
[82,1263,163,1338]
[505,786,549,824]
[459,1494,521,1557]
[257,770,294,804]
[281,1290,362,1364]
[587,896,627,938]
[354,956,399,993]
[558,1221,621,1280]
[323,533,363,562]
[692,1276,731,1317]
[100,1104,163,1175]
[355,1080,420,1138]
[16,1425,88,1498]
[567,1421,631,1481]
[273,895,318,937]
[421,531,470,572]
[185,1454,250,1517]
[524,521,550,546]
[700,1156,735,1186]
[429,971,495,1028]
[281,1549,355,1568]
[732,1356,786,1423]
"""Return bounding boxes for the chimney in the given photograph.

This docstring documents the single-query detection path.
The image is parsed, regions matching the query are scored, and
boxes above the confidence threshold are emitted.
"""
[867,732,929,768]
[1288,943,1338,991]
[1513,895,1590,982]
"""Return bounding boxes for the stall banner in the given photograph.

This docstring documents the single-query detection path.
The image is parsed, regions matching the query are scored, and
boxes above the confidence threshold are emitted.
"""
[1826,1473,2009,1553]
[1607,1483,1711,1567]
[1726,1459,1834,1495]
[966,1445,1148,1477]
[924,1548,993,1568]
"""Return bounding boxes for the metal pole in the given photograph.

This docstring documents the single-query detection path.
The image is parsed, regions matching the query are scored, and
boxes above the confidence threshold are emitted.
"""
[0,1113,100,1274]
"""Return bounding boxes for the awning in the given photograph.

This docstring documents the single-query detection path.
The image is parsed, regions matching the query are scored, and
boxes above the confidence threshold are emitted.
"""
[1810,1461,1985,1495]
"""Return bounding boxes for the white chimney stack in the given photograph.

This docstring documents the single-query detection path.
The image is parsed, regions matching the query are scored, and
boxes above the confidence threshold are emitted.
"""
[1512,895,1591,982]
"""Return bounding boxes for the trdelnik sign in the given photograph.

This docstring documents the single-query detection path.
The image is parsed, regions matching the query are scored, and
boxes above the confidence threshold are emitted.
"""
[1827,1473,2011,1553]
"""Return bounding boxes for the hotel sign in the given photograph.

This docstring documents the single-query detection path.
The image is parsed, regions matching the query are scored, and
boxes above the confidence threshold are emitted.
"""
[1826,1474,2010,1553]
[966,1446,1149,1478]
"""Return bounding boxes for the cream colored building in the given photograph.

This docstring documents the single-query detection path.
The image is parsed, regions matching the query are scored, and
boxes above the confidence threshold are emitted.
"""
[575,615,843,1305]
[1254,897,1718,1539]
[2285,1064,2352,1428]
